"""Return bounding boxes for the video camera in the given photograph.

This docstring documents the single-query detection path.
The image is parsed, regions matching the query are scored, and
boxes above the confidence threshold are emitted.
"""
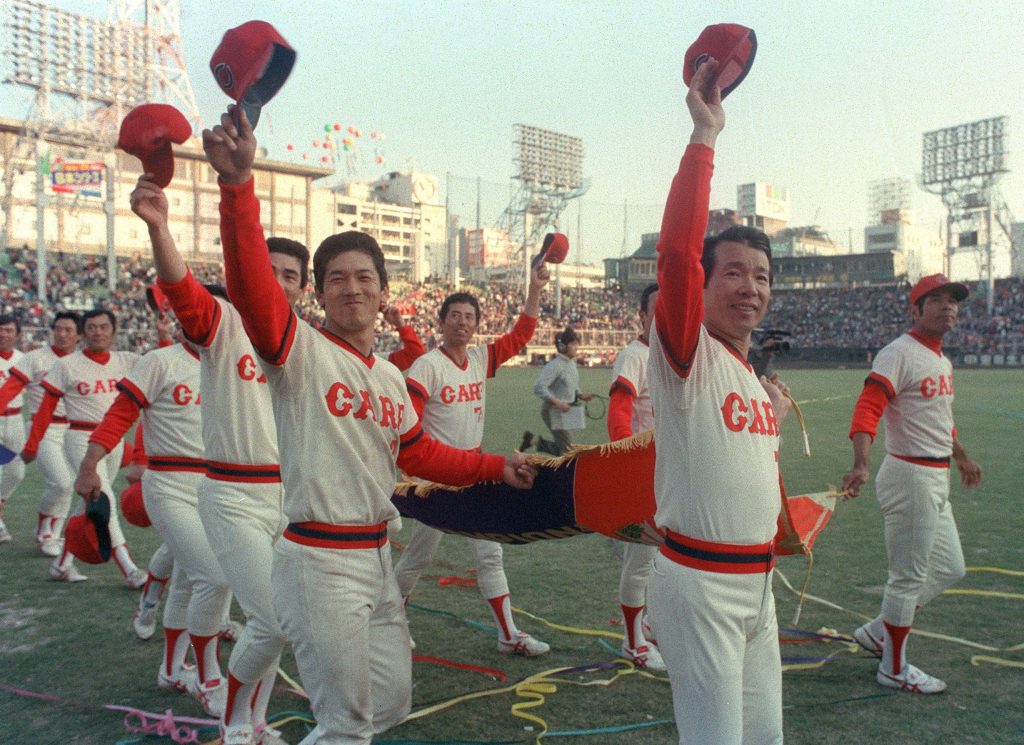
[753,328,792,352]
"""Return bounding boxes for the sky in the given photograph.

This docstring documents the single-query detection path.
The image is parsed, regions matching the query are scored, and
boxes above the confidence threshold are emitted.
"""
[3,0,1023,267]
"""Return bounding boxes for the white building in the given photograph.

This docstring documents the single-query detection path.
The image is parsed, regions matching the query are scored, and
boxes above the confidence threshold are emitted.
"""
[737,182,790,236]
[864,222,945,282]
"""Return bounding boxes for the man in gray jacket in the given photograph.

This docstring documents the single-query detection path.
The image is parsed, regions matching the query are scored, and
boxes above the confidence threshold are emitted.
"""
[524,327,591,455]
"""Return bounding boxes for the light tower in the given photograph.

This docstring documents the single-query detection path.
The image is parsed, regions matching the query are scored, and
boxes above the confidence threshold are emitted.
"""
[921,117,1014,315]
[2,0,200,297]
[499,124,589,314]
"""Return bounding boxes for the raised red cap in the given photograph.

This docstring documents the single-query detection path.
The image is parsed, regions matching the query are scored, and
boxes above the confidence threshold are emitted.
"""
[683,24,757,99]
[210,20,296,128]
[118,104,192,188]
[532,233,570,268]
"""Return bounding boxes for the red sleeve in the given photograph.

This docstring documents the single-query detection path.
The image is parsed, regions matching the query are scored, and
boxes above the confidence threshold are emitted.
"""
[0,373,27,410]
[219,178,296,365]
[22,391,59,457]
[654,143,714,378]
[607,385,635,440]
[132,426,148,466]
[849,377,892,441]
[397,422,504,485]
[89,389,142,453]
[158,268,222,347]
[487,314,536,377]
[388,325,426,372]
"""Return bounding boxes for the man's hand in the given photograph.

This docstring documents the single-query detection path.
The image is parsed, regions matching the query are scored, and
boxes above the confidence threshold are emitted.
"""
[759,373,791,425]
[529,263,551,291]
[553,400,572,413]
[124,463,146,485]
[955,455,982,488]
[502,451,538,489]
[686,56,725,147]
[75,465,102,500]
[577,392,594,402]
[841,465,869,499]
[129,176,169,229]
[382,305,405,330]
[202,105,256,185]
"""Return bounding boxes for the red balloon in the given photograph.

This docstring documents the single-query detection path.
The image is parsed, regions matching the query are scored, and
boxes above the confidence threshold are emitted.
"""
[321,155,329,163]
[333,123,342,131]
[286,144,294,151]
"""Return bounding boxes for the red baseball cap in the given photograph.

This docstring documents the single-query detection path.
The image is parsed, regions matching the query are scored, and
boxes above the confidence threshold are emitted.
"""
[120,482,151,528]
[683,23,757,99]
[909,274,969,305]
[145,284,170,314]
[64,514,106,564]
[210,21,296,128]
[531,233,570,269]
[118,104,192,188]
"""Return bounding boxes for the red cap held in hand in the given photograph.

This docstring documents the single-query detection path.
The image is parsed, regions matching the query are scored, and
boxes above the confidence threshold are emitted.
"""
[531,233,570,269]
[210,20,296,128]
[683,24,757,99]
[120,482,152,528]
[118,104,192,188]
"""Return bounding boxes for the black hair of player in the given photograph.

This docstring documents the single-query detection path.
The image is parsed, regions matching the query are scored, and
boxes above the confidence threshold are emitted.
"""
[313,231,388,293]
[52,311,82,333]
[0,313,21,334]
[639,283,659,313]
[203,284,230,302]
[439,292,480,324]
[554,326,579,355]
[701,225,773,288]
[267,237,310,288]
[83,308,117,330]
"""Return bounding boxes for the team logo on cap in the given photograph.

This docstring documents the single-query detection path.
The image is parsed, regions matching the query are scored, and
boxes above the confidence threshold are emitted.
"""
[214,63,234,90]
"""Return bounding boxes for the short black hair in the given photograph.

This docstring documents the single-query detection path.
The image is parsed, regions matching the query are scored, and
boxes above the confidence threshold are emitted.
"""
[313,231,388,293]
[639,283,659,313]
[203,283,230,302]
[52,311,82,333]
[83,308,117,330]
[267,237,310,288]
[440,292,480,323]
[0,314,20,333]
[701,225,773,288]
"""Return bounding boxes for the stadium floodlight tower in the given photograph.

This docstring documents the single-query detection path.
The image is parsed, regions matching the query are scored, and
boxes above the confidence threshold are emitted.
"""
[921,117,1014,315]
[2,0,200,299]
[500,124,589,314]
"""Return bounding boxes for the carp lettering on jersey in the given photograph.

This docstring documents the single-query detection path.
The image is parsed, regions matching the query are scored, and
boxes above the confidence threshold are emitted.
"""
[440,382,483,404]
[720,392,780,436]
[76,378,121,396]
[236,353,268,383]
[324,381,405,430]
[920,374,953,398]
[172,384,201,406]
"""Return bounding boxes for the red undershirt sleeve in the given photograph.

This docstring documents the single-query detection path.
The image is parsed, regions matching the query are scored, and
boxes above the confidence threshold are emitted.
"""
[488,314,536,376]
[218,177,296,365]
[158,269,221,347]
[131,425,148,466]
[654,144,714,378]
[849,380,890,441]
[0,374,26,410]
[89,391,142,453]
[607,386,635,440]
[23,391,59,457]
[388,325,426,372]
[397,428,504,485]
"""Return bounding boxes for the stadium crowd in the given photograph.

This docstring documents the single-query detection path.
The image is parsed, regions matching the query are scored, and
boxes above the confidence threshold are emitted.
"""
[2,245,1023,360]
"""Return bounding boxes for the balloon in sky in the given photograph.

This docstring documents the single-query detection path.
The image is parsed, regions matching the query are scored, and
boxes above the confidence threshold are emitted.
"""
[333,123,341,131]
[323,123,331,132]
[286,143,294,150]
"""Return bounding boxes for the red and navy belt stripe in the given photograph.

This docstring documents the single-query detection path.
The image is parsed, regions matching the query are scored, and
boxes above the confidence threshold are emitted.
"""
[52,415,68,424]
[284,521,388,550]
[892,453,950,469]
[1,407,21,416]
[148,456,207,474]
[69,420,98,431]
[205,460,281,483]
[660,531,774,574]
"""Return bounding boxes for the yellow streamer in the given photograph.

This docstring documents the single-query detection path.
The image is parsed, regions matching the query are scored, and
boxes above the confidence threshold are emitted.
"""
[965,566,1024,577]
[970,655,1024,669]
[512,605,624,641]
[944,589,1024,601]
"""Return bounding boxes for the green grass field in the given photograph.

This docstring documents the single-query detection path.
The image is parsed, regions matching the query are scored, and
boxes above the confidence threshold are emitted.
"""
[1,366,1022,744]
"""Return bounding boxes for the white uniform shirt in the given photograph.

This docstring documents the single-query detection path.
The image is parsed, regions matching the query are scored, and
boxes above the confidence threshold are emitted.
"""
[263,322,417,526]
[42,350,140,425]
[406,346,490,449]
[612,338,654,434]
[649,327,781,545]
[10,347,68,417]
[870,333,955,459]
[0,349,25,410]
[117,344,203,462]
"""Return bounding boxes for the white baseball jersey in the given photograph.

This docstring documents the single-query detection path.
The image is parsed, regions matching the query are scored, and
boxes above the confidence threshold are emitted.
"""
[0,349,24,412]
[611,338,654,435]
[9,346,69,418]
[406,346,492,449]
[191,298,280,480]
[649,326,781,545]
[117,344,203,470]
[42,349,140,429]
[868,332,955,459]
[263,323,416,526]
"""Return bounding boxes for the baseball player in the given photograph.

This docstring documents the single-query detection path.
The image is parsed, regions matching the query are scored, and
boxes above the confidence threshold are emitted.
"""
[76,339,234,715]
[204,104,536,745]
[383,305,425,372]
[129,174,299,745]
[24,308,146,586]
[395,271,551,657]
[645,59,791,744]
[0,312,82,555]
[527,327,591,456]
[606,283,665,672]
[842,274,982,694]
[0,314,25,544]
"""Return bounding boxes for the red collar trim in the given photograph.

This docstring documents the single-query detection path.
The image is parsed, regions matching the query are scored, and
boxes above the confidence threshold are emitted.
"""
[182,343,201,361]
[51,345,73,358]
[317,327,375,368]
[637,334,650,347]
[908,329,942,355]
[707,329,753,372]
[82,348,111,365]
[0,350,13,361]
[440,346,469,370]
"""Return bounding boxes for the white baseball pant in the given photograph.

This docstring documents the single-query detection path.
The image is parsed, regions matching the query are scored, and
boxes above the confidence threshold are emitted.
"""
[29,422,74,528]
[394,519,509,600]
[1,413,26,503]
[618,541,658,608]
